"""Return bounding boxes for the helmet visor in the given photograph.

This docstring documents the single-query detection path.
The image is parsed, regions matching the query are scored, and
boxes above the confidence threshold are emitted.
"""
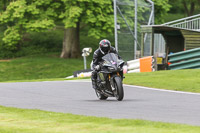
[101,46,110,54]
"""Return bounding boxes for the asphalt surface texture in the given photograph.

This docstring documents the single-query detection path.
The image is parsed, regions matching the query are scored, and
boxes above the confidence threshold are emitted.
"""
[0,80,200,126]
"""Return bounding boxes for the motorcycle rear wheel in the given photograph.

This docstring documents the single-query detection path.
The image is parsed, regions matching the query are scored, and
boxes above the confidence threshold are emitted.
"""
[95,90,108,100]
[113,76,124,101]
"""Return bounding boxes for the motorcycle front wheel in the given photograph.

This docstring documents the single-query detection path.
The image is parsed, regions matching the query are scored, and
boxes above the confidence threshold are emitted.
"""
[113,76,124,101]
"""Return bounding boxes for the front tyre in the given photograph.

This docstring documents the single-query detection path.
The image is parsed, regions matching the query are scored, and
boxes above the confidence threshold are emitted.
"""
[95,90,108,100]
[113,76,124,101]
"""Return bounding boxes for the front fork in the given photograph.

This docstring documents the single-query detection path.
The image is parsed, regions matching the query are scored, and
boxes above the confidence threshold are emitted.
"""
[109,72,122,91]
[108,72,121,80]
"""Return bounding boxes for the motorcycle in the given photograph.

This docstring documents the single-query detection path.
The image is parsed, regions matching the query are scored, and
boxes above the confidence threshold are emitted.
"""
[95,53,125,101]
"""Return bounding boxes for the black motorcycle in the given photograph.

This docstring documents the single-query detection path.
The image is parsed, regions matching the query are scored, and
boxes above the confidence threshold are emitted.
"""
[95,53,125,101]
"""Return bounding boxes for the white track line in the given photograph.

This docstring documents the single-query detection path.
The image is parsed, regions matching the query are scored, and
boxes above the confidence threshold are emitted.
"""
[65,80,200,96]
[124,84,200,96]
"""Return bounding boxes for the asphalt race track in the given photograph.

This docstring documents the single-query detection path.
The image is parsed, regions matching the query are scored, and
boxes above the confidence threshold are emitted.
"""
[0,80,200,126]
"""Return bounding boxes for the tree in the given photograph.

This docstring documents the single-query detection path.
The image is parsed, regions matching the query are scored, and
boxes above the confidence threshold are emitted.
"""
[181,0,200,16]
[59,0,114,58]
[0,0,56,50]
[152,0,171,24]
[0,0,114,58]
[169,0,200,17]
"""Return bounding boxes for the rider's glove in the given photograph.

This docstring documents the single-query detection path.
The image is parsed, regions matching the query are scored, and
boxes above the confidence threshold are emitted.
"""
[94,65,100,71]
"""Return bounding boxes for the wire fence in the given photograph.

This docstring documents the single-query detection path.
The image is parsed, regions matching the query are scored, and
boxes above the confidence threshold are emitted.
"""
[115,0,154,61]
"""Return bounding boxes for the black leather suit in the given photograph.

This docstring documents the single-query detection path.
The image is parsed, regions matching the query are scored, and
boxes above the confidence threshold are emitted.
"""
[91,47,120,85]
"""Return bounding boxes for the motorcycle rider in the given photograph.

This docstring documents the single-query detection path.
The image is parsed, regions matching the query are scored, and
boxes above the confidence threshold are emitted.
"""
[91,39,121,89]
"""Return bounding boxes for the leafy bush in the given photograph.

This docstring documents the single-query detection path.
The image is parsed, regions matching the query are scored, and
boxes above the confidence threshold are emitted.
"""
[0,29,63,59]
[0,45,48,59]
[24,29,63,51]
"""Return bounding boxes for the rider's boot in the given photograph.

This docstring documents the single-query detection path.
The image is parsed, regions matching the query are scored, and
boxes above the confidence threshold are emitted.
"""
[92,80,98,90]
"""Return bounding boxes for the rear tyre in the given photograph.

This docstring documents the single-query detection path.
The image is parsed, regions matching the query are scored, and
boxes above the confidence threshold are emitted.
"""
[95,90,108,100]
[113,76,124,101]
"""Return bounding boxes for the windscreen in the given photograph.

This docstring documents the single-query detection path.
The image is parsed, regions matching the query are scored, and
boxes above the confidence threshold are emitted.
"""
[102,53,118,62]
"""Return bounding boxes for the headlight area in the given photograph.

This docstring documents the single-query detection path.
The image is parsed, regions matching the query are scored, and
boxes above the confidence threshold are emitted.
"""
[108,67,114,70]
[108,67,116,71]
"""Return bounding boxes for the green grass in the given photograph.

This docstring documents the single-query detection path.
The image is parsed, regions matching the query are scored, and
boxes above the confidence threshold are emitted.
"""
[0,53,92,82]
[0,105,199,133]
[124,69,200,93]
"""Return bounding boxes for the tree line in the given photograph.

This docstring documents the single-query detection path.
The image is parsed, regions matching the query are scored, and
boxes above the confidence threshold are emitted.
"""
[0,0,199,59]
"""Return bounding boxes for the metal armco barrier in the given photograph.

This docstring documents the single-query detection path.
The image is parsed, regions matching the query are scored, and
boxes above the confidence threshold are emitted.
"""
[168,47,200,70]
[127,59,140,71]
[127,56,155,73]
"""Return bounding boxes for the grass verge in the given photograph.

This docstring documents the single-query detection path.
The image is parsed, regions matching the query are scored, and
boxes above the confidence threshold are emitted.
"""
[123,69,200,93]
[0,53,92,82]
[0,106,200,133]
